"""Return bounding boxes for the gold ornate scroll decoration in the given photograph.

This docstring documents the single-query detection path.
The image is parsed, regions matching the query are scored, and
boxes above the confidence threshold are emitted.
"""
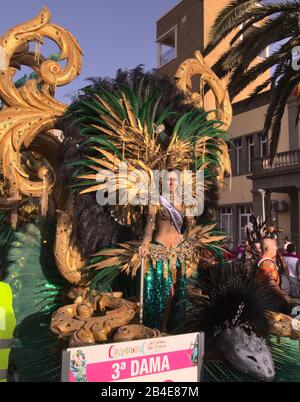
[175,50,232,186]
[50,291,162,347]
[54,197,86,285]
[267,311,300,341]
[175,50,232,130]
[0,7,82,215]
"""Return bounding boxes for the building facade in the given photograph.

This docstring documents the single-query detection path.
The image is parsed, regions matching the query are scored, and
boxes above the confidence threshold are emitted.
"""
[156,0,300,250]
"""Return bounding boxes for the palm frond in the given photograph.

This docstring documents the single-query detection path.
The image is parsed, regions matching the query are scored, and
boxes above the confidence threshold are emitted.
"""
[262,68,300,159]
[206,0,300,158]
[229,36,298,98]
[205,0,260,55]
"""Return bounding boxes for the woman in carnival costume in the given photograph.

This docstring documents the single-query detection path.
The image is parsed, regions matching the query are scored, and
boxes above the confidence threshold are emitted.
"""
[64,66,230,331]
[1,8,299,384]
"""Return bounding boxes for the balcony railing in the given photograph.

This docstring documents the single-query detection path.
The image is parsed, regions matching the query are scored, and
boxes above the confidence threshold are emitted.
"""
[160,47,176,67]
[253,149,300,172]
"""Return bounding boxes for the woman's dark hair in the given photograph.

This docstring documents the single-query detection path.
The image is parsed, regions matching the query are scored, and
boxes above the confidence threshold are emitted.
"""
[287,243,296,254]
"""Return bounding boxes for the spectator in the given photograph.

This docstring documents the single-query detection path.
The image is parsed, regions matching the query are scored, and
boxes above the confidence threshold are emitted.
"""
[238,240,260,272]
[223,237,236,260]
[284,243,300,281]
[284,236,292,251]
[237,240,246,259]
[257,238,292,305]
[239,240,250,260]
[226,237,235,252]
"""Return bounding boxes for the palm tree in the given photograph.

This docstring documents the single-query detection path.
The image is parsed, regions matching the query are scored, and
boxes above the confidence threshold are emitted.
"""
[204,0,300,159]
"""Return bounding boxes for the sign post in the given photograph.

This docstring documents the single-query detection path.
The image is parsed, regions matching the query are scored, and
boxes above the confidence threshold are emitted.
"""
[62,332,204,382]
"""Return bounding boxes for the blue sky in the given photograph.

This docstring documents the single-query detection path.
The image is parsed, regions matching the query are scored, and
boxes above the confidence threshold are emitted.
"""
[0,0,179,102]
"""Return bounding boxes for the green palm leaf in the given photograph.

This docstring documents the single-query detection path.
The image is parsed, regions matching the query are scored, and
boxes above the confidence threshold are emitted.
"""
[205,0,300,159]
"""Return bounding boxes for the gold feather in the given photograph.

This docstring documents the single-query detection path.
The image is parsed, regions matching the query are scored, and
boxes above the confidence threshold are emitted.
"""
[89,256,125,270]
[94,94,123,124]
[122,93,137,128]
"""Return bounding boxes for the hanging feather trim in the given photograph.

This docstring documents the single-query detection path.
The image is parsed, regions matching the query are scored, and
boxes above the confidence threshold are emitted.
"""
[34,39,41,62]
[10,191,20,229]
[41,176,49,217]
[91,224,225,284]
[37,167,53,218]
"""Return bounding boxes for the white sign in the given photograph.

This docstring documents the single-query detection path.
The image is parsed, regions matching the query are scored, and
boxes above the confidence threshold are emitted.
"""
[62,332,204,382]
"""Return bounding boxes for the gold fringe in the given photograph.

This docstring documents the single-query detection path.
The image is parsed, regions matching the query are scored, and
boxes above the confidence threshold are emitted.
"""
[11,205,18,229]
[163,259,168,280]
[41,175,49,217]
[11,190,19,229]
[34,39,41,62]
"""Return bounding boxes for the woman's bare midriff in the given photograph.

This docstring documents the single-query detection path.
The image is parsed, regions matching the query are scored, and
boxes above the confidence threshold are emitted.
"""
[154,219,184,249]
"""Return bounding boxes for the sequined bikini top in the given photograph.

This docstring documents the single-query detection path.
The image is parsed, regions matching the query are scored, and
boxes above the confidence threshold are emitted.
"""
[157,197,185,233]
[157,205,184,221]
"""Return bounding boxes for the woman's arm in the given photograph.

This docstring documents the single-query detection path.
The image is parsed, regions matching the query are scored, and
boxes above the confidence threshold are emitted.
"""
[139,205,157,258]
[270,280,293,305]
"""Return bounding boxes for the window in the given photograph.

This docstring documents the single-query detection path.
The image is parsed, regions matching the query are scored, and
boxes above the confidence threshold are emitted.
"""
[260,133,267,158]
[220,207,233,239]
[247,136,254,172]
[235,138,242,175]
[239,206,252,243]
[157,25,177,68]
[227,142,231,159]
[225,143,231,178]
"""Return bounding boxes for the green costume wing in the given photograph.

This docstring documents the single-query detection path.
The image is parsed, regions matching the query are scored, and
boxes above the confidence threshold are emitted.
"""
[5,221,67,382]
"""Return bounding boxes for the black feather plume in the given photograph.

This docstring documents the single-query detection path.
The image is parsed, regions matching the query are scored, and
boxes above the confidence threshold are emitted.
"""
[185,261,280,337]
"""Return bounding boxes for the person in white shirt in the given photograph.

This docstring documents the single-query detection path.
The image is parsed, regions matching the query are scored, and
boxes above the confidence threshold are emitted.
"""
[284,236,292,252]
[283,243,300,281]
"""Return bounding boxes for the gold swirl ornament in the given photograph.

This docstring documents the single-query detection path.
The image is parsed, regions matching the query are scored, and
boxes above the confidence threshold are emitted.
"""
[175,51,232,185]
[0,7,82,214]
[266,311,300,340]
[175,50,232,130]
[54,197,86,284]
[50,292,140,347]
[113,325,163,342]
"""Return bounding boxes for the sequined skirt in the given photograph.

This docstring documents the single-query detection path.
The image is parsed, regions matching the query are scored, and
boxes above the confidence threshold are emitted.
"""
[143,242,187,331]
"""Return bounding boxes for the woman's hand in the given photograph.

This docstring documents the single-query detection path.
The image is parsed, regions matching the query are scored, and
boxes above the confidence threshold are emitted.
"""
[284,294,294,305]
[139,241,150,258]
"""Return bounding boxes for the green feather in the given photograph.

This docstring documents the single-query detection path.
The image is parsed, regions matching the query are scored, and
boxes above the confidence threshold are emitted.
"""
[5,221,67,382]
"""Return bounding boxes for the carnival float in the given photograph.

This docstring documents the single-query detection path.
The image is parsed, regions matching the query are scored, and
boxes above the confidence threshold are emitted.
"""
[0,8,300,382]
